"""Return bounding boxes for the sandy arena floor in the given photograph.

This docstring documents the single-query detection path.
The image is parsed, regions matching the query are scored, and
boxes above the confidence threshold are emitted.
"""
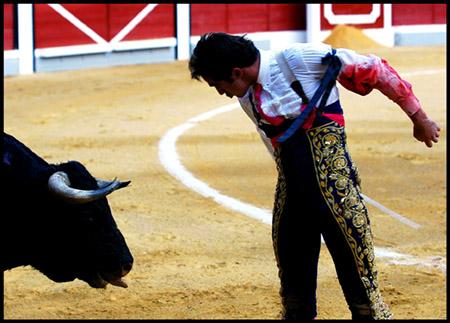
[3,45,446,319]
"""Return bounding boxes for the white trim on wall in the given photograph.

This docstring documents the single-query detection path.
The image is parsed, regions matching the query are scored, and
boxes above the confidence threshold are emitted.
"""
[4,49,20,60]
[392,24,446,33]
[34,37,177,58]
[176,4,190,60]
[17,4,34,74]
[324,4,381,25]
[190,30,307,51]
[306,4,321,43]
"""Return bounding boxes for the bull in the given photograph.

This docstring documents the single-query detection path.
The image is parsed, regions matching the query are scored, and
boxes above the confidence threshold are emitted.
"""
[2,132,133,288]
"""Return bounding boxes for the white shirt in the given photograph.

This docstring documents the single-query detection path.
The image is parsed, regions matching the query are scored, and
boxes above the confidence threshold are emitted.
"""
[238,42,422,156]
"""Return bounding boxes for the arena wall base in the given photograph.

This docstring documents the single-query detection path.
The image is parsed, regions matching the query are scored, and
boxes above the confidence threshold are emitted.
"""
[395,31,446,46]
[34,47,175,74]
[4,58,20,77]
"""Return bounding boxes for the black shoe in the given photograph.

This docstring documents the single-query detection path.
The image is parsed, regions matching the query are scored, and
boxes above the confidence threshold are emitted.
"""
[281,308,316,320]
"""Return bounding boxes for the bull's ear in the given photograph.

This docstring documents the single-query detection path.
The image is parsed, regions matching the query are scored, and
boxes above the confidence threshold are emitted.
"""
[48,171,127,204]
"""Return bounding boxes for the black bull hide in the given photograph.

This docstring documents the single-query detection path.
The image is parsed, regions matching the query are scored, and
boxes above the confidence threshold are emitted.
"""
[2,132,133,289]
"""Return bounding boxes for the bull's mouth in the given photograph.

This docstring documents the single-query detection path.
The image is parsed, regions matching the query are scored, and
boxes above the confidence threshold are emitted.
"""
[85,272,129,289]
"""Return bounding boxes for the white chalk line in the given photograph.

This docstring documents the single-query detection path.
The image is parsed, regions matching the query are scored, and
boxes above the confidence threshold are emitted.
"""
[158,69,446,273]
[158,104,271,224]
[360,194,421,229]
[160,104,420,229]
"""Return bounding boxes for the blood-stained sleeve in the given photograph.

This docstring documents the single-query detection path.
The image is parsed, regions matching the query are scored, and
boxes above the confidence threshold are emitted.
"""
[335,48,422,116]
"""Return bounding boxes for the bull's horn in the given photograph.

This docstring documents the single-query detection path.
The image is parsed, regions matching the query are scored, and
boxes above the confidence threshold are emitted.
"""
[48,171,129,204]
[96,178,131,190]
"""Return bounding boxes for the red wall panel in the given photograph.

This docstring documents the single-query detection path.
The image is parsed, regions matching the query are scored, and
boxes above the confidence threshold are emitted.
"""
[191,4,306,36]
[34,4,107,48]
[190,4,228,34]
[34,4,174,49]
[392,4,446,26]
[111,4,175,41]
[109,4,148,40]
[8,4,446,53]
[329,4,374,15]
[268,4,306,31]
[3,3,15,50]
[227,4,269,34]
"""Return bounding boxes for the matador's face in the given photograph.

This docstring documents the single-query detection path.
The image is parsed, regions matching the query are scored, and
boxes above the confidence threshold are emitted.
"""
[204,68,251,99]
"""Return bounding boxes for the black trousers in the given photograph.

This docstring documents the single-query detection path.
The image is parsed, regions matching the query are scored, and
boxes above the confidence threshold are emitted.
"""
[272,119,392,320]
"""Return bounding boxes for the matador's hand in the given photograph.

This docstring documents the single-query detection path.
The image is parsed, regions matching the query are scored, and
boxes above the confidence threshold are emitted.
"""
[411,110,441,148]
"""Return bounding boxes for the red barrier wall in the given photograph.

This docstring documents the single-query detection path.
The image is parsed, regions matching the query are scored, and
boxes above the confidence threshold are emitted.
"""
[3,4,446,51]
[33,4,174,49]
[392,4,446,25]
[320,4,446,30]
[190,4,306,36]
[3,4,15,50]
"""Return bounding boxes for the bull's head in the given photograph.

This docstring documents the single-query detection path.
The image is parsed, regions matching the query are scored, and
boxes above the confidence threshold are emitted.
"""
[31,161,134,289]
[2,133,134,289]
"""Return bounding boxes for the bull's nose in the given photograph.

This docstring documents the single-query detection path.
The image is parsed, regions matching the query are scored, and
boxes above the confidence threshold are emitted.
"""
[122,262,133,276]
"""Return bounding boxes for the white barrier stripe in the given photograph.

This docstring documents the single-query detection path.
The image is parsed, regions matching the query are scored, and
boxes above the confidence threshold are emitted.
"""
[48,4,109,46]
[110,4,158,45]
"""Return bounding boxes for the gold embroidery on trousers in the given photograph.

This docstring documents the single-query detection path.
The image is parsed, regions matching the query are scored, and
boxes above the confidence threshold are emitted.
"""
[306,122,392,319]
[272,148,287,267]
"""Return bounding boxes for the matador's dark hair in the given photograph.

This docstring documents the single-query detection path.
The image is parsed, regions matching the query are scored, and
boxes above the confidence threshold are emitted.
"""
[189,32,259,82]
